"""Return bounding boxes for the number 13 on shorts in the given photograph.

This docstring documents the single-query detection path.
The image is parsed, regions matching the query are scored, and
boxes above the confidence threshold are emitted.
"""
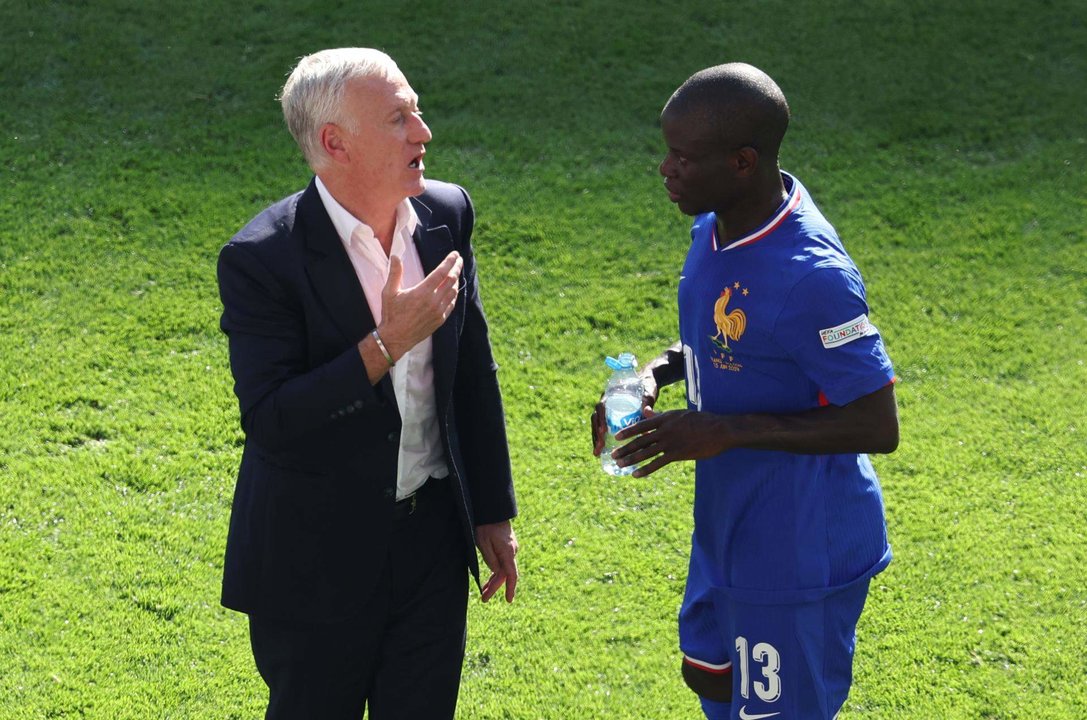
[735,636,782,703]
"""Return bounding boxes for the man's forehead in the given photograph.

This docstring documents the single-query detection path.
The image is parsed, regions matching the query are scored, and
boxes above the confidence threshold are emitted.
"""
[662,109,719,148]
[349,74,417,104]
[394,87,419,105]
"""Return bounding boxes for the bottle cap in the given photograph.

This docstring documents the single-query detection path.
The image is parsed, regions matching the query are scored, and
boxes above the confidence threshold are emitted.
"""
[605,353,637,371]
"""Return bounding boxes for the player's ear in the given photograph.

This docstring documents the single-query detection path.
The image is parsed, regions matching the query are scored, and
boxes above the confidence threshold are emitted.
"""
[732,146,759,177]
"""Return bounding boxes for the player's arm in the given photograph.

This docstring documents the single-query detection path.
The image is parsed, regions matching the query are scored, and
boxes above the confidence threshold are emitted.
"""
[638,341,685,406]
[591,341,685,457]
[612,382,898,477]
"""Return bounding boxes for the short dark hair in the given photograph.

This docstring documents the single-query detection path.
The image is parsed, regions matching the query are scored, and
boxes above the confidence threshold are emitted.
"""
[664,63,790,161]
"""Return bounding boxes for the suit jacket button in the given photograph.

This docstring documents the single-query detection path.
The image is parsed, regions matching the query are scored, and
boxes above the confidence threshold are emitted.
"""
[354,399,364,409]
[383,487,395,499]
[387,432,397,443]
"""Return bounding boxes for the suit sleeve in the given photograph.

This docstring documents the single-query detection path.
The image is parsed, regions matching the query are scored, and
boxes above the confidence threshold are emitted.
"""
[450,187,517,524]
[217,240,383,451]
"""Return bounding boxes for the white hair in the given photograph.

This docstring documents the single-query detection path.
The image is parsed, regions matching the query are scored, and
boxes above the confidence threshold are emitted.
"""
[279,48,401,170]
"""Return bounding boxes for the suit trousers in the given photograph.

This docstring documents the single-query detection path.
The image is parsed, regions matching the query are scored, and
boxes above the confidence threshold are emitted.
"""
[248,478,470,720]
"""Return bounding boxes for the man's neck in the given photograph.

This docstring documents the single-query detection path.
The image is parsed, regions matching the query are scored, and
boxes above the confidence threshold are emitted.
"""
[715,173,788,244]
[318,173,399,253]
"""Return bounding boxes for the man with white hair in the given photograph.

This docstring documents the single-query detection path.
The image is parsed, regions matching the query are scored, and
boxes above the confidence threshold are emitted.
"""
[217,48,518,719]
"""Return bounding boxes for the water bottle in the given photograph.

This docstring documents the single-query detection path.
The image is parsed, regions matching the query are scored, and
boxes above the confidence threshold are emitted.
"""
[601,353,644,476]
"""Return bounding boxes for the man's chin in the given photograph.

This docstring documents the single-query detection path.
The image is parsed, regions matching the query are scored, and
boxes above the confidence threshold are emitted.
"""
[675,199,702,216]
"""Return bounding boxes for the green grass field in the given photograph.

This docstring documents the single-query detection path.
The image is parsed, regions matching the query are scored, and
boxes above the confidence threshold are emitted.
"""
[2,1,1085,717]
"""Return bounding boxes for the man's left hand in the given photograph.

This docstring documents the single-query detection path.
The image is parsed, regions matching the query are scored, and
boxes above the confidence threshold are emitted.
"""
[612,408,730,477]
[475,520,519,603]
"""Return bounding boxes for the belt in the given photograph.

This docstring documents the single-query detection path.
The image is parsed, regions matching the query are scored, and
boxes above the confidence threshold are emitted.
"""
[393,477,446,520]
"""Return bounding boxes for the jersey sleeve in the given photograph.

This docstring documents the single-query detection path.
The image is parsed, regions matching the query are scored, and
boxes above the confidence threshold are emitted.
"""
[773,264,895,406]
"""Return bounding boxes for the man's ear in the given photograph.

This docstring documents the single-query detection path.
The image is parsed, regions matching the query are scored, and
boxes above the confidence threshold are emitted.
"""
[319,123,349,165]
[732,146,759,177]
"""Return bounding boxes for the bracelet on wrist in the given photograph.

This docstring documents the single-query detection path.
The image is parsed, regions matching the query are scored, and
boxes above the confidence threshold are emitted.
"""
[371,329,395,367]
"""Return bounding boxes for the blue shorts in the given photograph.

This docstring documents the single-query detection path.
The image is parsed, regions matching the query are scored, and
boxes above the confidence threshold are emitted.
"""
[679,553,871,720]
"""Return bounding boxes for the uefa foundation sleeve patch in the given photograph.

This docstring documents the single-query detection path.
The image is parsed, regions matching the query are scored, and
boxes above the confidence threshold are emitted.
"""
[819,314,876,349]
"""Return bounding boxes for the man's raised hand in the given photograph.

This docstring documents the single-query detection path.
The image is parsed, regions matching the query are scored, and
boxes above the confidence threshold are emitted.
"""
[378,251,463,359]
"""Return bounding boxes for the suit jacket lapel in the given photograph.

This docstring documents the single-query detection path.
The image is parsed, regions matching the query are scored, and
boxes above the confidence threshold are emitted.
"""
[298,180,395,402]
[411,196,462,410]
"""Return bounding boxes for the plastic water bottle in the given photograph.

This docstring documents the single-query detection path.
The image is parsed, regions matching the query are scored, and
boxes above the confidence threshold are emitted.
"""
[601,353,644,476]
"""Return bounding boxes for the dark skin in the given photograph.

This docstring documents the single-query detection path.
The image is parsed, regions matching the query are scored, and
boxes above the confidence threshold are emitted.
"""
[590,96,899,476]
[657,105,786,244]
[590,350,899,477]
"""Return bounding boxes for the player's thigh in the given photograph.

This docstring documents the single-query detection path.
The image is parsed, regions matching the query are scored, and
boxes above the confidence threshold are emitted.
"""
[725,581,870,720]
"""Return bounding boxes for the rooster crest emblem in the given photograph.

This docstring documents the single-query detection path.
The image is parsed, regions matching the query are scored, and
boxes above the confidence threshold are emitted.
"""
[711,286,747,352]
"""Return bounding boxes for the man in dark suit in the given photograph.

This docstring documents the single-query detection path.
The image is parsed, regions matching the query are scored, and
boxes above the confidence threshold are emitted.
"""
[217,47,519,720]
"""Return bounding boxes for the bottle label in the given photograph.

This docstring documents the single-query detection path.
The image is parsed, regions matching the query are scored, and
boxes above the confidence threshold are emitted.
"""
[605,395,643,435]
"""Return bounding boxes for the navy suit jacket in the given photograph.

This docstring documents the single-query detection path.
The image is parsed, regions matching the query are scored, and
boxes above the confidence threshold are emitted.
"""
[217,178,516,622]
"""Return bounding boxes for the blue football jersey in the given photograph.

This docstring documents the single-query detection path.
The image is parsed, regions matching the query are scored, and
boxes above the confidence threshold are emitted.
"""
[677,172,894,604]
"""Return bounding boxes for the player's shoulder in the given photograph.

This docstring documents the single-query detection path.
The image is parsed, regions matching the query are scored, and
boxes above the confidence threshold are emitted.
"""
[782,172,835,236]
[774,224,866,305]
[783,184,858,274]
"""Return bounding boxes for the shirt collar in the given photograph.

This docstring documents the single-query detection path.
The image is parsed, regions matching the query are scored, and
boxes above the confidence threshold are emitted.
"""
[713,171,801,252]
[314,176,420,249]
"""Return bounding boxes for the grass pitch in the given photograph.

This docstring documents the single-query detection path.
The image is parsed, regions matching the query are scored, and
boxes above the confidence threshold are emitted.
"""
[1,1,1085,718]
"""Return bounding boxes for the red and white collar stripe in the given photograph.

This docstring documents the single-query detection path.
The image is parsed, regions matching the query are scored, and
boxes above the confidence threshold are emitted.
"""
[712,184,802,252]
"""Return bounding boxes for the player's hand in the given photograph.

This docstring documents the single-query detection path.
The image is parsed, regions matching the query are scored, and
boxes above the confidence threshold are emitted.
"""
[612,408,731,477]
[475,520,519,603]
[591,373,661,457]
[377,252,463,359]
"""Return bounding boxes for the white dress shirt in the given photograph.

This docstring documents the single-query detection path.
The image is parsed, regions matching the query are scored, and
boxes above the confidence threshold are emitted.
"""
[315,177,449,499]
